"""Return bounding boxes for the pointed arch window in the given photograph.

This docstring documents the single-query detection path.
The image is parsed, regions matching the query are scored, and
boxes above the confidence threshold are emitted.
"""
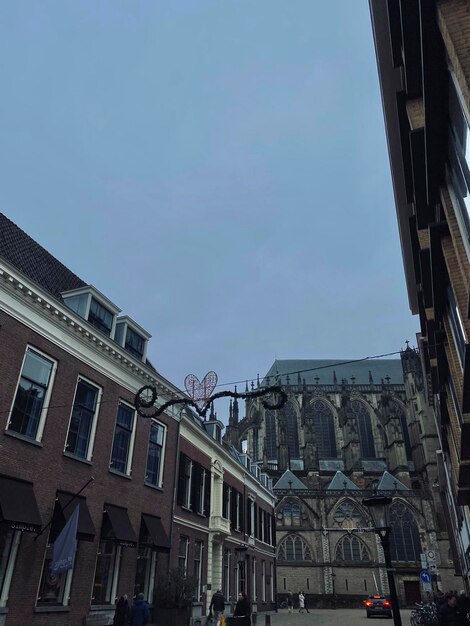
[351,401,375,458]
[277,535,311,561]
[389,502,421,562]
[333,500,365,529]
[390,402,413,460]
[265,410,277,461]
[283,401,300,459]
[335,535,370,561]
[306,400,337,458]
[281,502,301,527]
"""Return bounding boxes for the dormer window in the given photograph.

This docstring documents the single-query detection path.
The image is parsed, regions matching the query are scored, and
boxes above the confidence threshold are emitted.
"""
[61,286,120,338]
[114,316,150,362]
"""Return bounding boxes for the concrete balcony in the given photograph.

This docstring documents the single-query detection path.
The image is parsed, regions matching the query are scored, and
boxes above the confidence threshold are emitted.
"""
[209,515,231,536]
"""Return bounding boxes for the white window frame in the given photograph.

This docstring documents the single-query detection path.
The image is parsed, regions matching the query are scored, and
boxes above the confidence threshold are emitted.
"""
[261,561,266,602]
[225,486,231,521]
[65,376,102,461]
[270,562,274,602]
[223,549,230,599]
[249,498,255,538]
[252,557,256,602]
[109,400,136,476]
[36,539,74,607]
[184,460,193,509]
[0,530,21,607]
[178,537,189,575]
[7,346,57,442]
[145,419,167,488]
[91,540,121,605]
[193,541,203,601]
[236,493,241,532]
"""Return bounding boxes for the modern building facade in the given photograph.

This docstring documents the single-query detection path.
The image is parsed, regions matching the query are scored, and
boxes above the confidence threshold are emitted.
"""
[226,356,454,605]
[370,0,470,586]
[0,213,276,625]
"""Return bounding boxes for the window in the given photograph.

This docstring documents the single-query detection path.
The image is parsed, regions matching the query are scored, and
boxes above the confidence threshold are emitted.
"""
[389,502,422,562]
[92,539,121,604]
[230,489,242,532]
[351,401,375,458]
[252,558,256,602]
[304,399,337,458]
[261,561,266,602]
[265,409,277,461]
[8,347,55,440]
[37,546,74,606]
[447,286,467,366]
[283,401,300,458]
[223,550,230,599]
[448,70,470,233]
[248,499,255,537]
[0,528,20,607]
[125,327,145,360]
[193,466,207,515]
[88,297,113,336]
[277,535,311,561]
[222,484,231,520]
[178,537,189,575]
[193,541,203,601]
[282,502,301,527]
[333,500,365,529]
[65,379,101,460]
[270,562,274,602]
[145,421,166,487]
[134,522,157,602]
[110,402,135,475]
[389,402,413,460]
[177,454,193,508]
[335,535,370,561]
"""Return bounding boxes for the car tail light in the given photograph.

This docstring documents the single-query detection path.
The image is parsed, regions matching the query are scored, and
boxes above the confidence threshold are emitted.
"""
[383,601,390,607]
[365,601,373,606]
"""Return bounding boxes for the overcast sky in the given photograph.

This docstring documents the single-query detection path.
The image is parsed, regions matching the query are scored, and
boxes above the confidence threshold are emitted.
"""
[0,1,417,417]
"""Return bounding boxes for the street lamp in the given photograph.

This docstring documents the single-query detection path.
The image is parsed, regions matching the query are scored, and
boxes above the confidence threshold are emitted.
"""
[362,496,402,626]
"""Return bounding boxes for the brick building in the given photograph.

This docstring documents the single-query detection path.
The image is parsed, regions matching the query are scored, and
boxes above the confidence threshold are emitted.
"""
[174,408,277,619]
[369,0,470,587]
[226,356,454,606]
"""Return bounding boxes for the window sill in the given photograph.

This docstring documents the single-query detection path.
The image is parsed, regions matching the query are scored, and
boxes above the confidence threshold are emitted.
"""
[90,604,114,611]
[63,451,92,465]
[109,468,132,480]
[35,605,70,613]
[4,429,43,447]
[144,481,163,492]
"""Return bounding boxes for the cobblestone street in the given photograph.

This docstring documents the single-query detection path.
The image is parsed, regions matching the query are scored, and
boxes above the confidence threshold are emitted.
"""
[261,608,412,626]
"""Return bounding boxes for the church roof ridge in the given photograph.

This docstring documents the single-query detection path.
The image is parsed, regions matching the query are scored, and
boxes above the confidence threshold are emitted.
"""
[327,470,359,491]
[273,469,307,491]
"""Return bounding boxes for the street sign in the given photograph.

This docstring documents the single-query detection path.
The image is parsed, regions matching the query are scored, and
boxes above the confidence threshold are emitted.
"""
[420,571,431,583]
[420,553,428,568]
[422,582,432,592]
[427,549,437,563]
[429,564,437,572]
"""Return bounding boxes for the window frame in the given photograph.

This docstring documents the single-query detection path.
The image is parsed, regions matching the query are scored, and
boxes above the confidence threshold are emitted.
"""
[7,346,57,442]
[91,539,122,605]
[145,419,167,488]
[65,377,102,462]
[178,536,189,575]
[193,540,203,601]
[0,528,21,607]
[109,400,136,476]
[36,541,74,607]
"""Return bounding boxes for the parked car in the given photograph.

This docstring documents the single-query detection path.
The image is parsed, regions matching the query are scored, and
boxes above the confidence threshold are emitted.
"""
[364,595,392,618]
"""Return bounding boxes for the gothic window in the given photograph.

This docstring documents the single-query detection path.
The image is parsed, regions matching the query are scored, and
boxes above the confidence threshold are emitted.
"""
[390,402,413,460]
[277,535,311,561]
[281,502,301,527]
[283,401,300,458]
[309,400,337,458]
[265,410,277,461]
[351,401,375,458]
[335,535,370,561]
[389,502,421,562]
[333,500,365,529]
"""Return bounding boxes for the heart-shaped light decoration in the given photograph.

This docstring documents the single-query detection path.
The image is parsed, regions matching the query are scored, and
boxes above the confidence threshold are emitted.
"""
[184,371,218,411]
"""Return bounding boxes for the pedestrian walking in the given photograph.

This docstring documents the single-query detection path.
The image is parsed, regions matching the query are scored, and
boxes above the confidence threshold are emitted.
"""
[129,593,150,626]
[113,595,130,626]
[298,591,307,613]
[209,589,225,626]
[234,591,251,625]
[287,593,293,613]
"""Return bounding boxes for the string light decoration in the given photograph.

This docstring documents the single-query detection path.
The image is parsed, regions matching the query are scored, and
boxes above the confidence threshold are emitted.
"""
[134,383,288,419]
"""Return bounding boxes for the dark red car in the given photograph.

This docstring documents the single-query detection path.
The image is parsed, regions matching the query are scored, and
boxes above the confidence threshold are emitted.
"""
[364,595,392,618]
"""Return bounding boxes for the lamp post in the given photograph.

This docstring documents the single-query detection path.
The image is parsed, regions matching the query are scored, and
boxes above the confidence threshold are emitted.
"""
[362,496,402,626]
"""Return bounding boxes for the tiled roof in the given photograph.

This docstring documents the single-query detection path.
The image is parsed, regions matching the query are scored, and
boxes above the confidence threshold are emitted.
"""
[264,358,404,385]
[273,469,307,491]
[0,213,86,298]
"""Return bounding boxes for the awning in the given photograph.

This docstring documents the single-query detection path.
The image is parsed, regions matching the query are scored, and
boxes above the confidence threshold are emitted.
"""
[0,475,42,533]
[103,504,137,547]
[142,514,171,551]
[57,492,96,542]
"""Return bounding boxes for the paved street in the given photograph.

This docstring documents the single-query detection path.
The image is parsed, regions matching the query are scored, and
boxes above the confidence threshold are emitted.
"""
[263,608,412,625]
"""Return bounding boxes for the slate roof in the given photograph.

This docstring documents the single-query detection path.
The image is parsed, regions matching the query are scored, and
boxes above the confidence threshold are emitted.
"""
[273,469,307,491]
[0,213,86,299]
[376,470,409,491]
[326,470,359,490]
[264,358,404,385]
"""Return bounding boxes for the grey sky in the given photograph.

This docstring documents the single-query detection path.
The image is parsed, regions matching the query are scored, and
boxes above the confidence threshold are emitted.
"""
[0,1,417,411]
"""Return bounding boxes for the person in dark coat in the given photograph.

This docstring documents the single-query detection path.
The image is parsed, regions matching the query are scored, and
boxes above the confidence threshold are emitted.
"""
[113,595,130,626]
[129,593,150,626]
[439,592,464,626]
[209,589,225,626]
[234,592,251,625]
